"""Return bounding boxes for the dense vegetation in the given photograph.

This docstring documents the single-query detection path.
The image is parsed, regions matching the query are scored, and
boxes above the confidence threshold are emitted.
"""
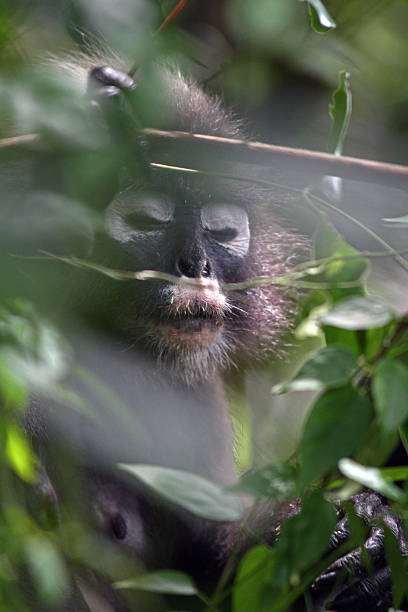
[0,1,408,610]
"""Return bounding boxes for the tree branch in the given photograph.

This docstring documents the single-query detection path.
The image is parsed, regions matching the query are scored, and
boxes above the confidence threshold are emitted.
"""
[2,129,408,190]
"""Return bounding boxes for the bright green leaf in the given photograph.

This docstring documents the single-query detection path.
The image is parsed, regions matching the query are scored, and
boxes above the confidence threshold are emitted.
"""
[233,545,275,612]
[118,464,244,521]
[6,423,38,483]
[373,359,408,433]
[299,386,372,486]
[338,458,405,502]
[320,297,394,330]
[114,570,197,595]
[273,346,357,393]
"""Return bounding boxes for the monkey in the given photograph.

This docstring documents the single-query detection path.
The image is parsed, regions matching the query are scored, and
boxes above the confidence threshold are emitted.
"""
[19,57,407,612]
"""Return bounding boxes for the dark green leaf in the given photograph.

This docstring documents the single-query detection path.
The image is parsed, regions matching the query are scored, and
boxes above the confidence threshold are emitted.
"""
[338,459,404,502]
[231,463,297,501]
[114,570,197,595]
[300,1,336,33]
[273,346,357,393]
[373,359,408,433]
[276,492,337,573]
[320,297,394,330]
[384,525,408,607]
[299,386,372,486]
[118,464,244,521]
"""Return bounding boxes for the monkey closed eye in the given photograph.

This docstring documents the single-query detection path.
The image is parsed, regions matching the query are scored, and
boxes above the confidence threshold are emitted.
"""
[201,203,250,256]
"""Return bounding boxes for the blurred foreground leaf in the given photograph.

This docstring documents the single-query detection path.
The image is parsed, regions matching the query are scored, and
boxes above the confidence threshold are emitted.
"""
[119,464,244,520]
[6,423,38,483]
[320,297,394,330]
[25,536,69,606]
[231,463,297,501]
[338,459,405,503]
[114,570,197,595]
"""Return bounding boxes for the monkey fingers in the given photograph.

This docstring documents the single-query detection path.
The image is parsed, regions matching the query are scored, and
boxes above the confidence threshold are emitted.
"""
[313,491,407,611]
[88,65,136,97]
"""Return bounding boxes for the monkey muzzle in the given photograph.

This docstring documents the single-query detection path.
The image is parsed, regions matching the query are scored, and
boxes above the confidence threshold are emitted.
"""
[155,282,227,351]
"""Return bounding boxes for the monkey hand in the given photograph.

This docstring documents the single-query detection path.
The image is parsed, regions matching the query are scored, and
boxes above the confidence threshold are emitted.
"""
[312,491,407,611]
[87,65,136,99]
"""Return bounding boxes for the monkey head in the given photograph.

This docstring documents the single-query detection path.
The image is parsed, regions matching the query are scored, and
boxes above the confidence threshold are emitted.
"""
[84,65,304,384]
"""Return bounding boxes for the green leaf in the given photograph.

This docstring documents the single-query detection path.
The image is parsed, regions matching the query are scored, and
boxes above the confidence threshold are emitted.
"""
[6,424,38,483]
[25,537,68,606]
[382,214,408,226]
[299,386,372,486]
[320,297,394,330]
[233,545,275,612]
[118,464,244,521]
[273,346,357,393]
[329,71,352,156]
[338,459,405,502]
[373,359,408,433]
[231,463,297,501]
[313,215,368,285]
[383,525,408,607]
[0,362,28,409]
[114,570,197,595]
[300,1,336,33]
[276,492,337,573]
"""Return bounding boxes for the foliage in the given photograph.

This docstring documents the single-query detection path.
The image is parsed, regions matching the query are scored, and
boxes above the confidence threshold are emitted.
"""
[0,0,408,611]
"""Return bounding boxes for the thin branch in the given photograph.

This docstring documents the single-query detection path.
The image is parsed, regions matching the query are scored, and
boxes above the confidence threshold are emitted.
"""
[143,128,408,191]
[34,249,408,293]
[0,133,39,149]
[2,130,408,190]
[128,0,190,76]
[154,0,190,35]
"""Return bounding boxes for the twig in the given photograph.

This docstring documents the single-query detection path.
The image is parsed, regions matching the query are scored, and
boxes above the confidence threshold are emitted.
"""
[34,249,408,293]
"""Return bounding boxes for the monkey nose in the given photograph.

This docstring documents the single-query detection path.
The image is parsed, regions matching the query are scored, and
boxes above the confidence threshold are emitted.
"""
[176,255,211,278]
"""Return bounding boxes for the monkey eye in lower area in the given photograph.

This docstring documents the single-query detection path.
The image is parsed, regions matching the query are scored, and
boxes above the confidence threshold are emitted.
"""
[109,513,127,540]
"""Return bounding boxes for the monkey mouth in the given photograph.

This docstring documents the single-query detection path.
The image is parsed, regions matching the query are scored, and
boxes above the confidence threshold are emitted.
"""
[155,314,224,350]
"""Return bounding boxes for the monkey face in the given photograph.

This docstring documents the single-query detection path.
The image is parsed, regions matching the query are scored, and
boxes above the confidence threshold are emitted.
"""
[102,172,254,382]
